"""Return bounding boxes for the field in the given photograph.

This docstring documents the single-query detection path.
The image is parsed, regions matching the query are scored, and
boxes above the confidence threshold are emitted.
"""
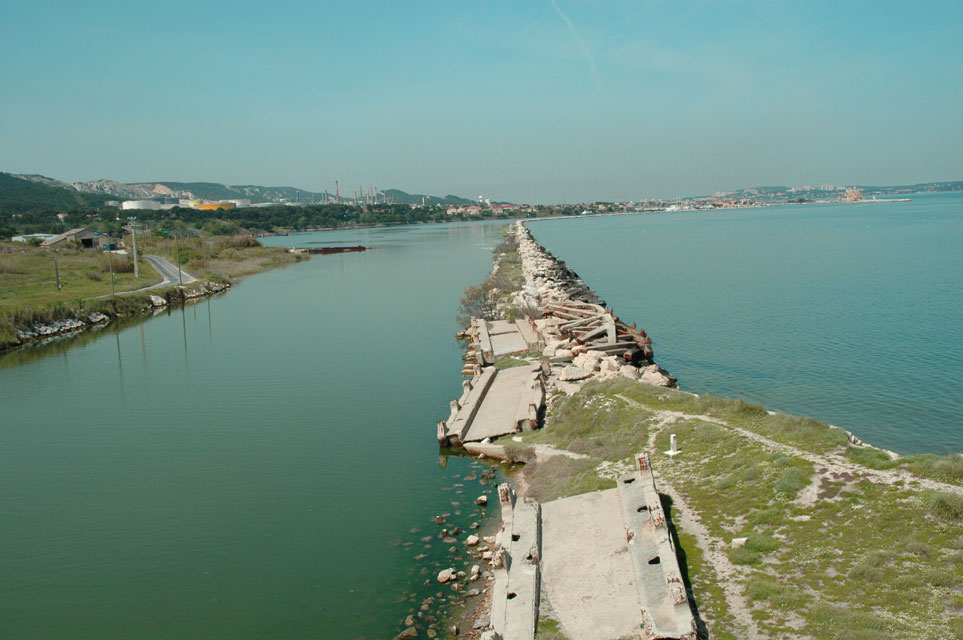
[515,378,963,639]
[0,234,304,348]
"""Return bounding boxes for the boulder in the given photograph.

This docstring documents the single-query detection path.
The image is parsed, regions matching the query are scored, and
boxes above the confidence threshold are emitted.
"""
[619,365,641,380]
[437,568,455,583]
[559,366,592,382]
[149,295,167,307]
[640,364,675,387]
[465,535,479,546]
[475,495,488,506]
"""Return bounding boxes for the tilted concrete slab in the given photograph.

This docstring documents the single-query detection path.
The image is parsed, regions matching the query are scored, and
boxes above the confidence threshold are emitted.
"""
[491,331,529,358]
[490,484,541,640]
[463,365,543,443]
[541,490,643,640]
[617,454,697,639]
[489,320,520,335]
[514,318,541,350]
[437,367,497,445]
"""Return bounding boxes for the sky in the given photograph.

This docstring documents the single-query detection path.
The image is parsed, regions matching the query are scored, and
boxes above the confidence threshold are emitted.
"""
[1,0,961,203]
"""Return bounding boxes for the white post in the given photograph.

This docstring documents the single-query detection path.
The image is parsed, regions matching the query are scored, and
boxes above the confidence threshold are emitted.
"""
[666,433,680,457]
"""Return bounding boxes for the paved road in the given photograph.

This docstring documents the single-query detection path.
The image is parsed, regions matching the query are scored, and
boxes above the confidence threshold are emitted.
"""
[87,255,196,300]
[143,254,196,288]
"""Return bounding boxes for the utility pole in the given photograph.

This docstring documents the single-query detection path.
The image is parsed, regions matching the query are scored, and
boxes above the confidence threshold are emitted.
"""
[128,218,139,279]
[173,231,183,286]
[106,235,116,296]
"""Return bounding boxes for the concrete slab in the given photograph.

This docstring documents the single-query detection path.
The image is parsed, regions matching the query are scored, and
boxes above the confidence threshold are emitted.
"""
[464,365,541,442]
[514,318,541,349]
[441,368,497,444]
[541,490,642,640]
[491,485,541,640]
[489,320,519,335]
[617,457,696,639]
[491,331,529,358]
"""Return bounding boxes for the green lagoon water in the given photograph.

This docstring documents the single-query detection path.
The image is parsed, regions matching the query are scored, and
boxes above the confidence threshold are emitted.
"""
[2,197,960,638]
[530,193,963,455]
[0,221,508,639]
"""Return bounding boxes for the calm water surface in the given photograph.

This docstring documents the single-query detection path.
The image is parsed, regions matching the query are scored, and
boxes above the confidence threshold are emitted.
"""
[0,221,507,639]
[530,193,962,455]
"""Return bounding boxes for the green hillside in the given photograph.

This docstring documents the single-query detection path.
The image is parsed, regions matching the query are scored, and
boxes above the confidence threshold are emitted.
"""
[0,173,109,214]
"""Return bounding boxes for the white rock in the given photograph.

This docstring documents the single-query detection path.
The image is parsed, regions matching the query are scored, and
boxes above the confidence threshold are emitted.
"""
[437,568,455,583]
[641,365,674,387]
[559,366,592,381]
[731,537,749,549]
[475,495,488,506]
[465,535,479,546]
[619,365,641,380]
[149,295,167,307]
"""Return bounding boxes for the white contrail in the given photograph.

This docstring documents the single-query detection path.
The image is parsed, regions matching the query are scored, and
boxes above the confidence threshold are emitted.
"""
[549,0,608,101]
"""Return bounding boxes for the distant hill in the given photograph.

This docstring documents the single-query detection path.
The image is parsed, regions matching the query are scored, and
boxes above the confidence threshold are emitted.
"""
[0,173,110,213]
[381,189,477,206]
[7,173,486,207]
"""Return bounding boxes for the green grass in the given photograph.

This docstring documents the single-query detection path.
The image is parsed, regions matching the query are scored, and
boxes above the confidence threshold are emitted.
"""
[519,377,963,639]
[493,355,531,370]
[0,235,304,349]
[534,617,570,640]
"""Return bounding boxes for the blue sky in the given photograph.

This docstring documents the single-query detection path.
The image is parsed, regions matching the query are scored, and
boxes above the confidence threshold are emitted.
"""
[2,1,961,202]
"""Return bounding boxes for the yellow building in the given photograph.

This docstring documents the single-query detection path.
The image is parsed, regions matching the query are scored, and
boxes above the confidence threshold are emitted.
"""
[199,202,236,211]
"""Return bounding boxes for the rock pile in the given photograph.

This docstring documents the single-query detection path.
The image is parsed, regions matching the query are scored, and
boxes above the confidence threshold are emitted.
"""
[509,221,678,390]
[513,222,604,307]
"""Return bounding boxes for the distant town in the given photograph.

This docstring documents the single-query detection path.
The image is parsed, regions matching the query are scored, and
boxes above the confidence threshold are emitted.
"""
[1,171,961,241]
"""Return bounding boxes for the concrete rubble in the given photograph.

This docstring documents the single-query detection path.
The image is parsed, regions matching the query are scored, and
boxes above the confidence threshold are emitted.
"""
[438,221,696,639]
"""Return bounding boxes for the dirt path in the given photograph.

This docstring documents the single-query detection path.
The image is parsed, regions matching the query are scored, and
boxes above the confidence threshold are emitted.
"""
[619,395,963,496]
[641,407,763,639]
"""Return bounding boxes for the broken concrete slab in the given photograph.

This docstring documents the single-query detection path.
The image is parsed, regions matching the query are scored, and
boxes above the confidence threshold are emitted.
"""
[489,484,541,640]
[617,454,697,639]
[541,490,643,640]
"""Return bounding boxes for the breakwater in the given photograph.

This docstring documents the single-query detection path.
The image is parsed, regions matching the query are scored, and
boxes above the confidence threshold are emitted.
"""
[434,221,694,640]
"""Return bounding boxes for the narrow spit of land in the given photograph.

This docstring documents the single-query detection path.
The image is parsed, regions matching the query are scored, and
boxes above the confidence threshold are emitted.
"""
[428,221,963,640]
[0,234,305,351]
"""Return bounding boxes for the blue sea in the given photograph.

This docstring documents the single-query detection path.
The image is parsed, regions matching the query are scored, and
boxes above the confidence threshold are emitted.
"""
[529,193,962,455]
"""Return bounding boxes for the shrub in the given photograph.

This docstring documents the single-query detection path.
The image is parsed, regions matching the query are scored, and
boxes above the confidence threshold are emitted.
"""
[924,491,963,521]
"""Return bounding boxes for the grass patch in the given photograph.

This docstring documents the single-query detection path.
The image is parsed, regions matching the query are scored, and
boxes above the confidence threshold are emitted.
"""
[522,456,614,503]
[535,617,570,640]
[493,355,530,370]
[923,491,963,520]
[745,576,808,609]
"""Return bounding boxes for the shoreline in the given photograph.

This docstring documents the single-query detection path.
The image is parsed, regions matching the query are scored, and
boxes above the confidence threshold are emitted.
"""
[434,220,962,639]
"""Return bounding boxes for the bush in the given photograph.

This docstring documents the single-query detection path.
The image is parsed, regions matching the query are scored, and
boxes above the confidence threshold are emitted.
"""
[924,491,963,521]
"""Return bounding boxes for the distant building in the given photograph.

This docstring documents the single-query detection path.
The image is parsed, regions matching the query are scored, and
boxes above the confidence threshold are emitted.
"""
[122,200,162,211]
[199,202,235,211]
[12,233,56,243]
[40,227,105,249]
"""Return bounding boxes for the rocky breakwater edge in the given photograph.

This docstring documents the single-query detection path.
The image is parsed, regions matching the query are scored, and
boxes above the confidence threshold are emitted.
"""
[423,221,693,640]
[2,282,231,353]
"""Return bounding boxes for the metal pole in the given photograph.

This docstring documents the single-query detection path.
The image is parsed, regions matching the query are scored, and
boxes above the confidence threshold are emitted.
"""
[174,232,183,286]
[130,220,139,279]
[54,255,62,290]
[107,237,116,296]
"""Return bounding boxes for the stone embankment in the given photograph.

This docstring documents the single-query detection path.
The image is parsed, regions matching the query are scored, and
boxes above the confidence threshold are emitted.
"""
[434,222,694,640]
[513,221,677,390]
[5,282,230,352]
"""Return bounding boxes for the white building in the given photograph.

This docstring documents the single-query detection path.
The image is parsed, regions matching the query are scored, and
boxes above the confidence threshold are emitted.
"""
[121,200,163,211]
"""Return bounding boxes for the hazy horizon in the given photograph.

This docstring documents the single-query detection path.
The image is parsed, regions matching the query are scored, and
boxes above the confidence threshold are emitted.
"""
[2,1,961,203]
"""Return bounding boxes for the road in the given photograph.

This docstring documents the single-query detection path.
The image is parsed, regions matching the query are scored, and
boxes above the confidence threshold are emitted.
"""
[142,254,196,289]
[86,255,196,300]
